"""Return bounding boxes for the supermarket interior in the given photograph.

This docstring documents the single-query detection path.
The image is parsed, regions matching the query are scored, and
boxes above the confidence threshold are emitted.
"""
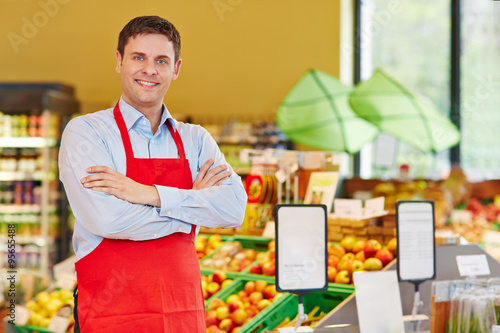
[1,0,500,332]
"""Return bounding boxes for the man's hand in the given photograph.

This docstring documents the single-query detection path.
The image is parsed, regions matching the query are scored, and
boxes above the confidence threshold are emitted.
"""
[81,166,160,207]
[193,159,231,190]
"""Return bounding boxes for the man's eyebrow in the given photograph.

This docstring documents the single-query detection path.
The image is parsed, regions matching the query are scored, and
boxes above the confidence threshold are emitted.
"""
[130,51,146,57]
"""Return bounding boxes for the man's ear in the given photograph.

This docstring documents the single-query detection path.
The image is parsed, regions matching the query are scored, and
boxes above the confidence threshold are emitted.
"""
[115,50,122,73]
[172,58,182,80]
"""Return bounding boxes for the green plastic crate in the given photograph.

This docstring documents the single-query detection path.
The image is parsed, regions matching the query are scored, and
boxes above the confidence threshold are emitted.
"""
[250,288,353,332]
[7,323,69,333]
[205,276,293,333]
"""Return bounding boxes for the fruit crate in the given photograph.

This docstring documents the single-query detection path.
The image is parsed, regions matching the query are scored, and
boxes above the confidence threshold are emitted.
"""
[200,267,242,303]
[205,276,294,333]
[7,324,67,333]
[196,233,233,261]
[199,235,271,273]
[257,287,353,331]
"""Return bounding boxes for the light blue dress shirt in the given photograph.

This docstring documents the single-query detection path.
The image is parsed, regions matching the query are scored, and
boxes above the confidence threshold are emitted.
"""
[59,98,247,261]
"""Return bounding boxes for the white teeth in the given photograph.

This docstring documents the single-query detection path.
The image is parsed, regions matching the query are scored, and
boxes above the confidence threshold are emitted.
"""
[137,80,157,86]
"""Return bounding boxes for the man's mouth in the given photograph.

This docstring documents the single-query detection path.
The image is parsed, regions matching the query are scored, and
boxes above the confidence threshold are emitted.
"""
[136,80,159,87]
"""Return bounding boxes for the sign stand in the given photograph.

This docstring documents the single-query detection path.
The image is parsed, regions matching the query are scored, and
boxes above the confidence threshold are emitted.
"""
[396,200,436,328]
[274,204,328,332]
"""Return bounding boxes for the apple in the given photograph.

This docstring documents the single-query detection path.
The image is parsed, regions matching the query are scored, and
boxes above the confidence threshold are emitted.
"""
[268,240,276,252]
[337,253,355,272]
[257,299,272,310]
[352,240,366,254]
[208,298,225,311]
[340,235,357,252]
[231,308,248,326]
[273,293,284,302]
[203,288,208,299]
[207,282,221,296]
[228,300,244,313]
[206,310,219,327]
[237,290,248,300]
[364,239,382,258]
[244,281,256,294]
[351,259,364,273]
[263,285,277,299]
[329,244,346,258]
[248,265,262,275]
[245,304,258,318]
[387,237,397,256]
[355,250,365,262]
[226,294,240,305]
[216,305,230,320]
[375,248,394,266]
[334,270,351,284]
[221,279,233,289]
[219,318,235,332]
[255,280,268,292]
[212,270,227,284]
[249,291,264,305]
[363,257,383,271]
[207,324,224,333]
[261,261,276,276]
[232,327,242,333]
[327,266,338,282]
[328,255,340,268]
[243,248,257,260]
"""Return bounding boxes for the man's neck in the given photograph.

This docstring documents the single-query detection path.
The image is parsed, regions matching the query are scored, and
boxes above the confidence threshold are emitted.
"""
[123,98,163,134]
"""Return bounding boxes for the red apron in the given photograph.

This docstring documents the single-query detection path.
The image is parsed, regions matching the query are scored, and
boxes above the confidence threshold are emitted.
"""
[74,103,205,332]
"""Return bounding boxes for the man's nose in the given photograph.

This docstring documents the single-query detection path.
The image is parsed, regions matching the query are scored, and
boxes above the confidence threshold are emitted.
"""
[142,59,157,76]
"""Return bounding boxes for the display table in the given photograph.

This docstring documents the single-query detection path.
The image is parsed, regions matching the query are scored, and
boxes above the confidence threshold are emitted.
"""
[312,244,500,332]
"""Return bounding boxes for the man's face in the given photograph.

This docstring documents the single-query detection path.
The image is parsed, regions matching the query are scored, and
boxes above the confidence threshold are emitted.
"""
[116,33,181,112]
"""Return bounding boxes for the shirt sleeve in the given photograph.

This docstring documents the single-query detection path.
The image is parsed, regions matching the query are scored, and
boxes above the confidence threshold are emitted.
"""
[59,116,185,240]
[154,126,248,228]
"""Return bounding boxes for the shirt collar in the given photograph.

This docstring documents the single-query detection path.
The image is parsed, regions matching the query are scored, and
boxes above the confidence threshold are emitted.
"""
[118,97,177,131]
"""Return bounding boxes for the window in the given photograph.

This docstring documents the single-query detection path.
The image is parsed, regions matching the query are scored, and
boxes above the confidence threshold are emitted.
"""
[359,0,451,180]
[460,0,500,181]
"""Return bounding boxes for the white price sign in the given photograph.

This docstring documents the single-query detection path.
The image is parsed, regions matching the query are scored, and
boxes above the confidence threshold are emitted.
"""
[456,254,490,277]
[334,199,362,219]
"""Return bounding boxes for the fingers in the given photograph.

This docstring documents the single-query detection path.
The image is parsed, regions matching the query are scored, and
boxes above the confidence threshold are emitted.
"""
[193,159,231,190]
[86,166,115,174]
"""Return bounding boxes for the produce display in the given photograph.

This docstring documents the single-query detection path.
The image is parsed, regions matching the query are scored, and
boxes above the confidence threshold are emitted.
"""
[326,236,396,285]
[196,234,225,260]
[24,288,75,332]
[202,270,234,300]
[246,236,396,285]
[205,279,284,333]
[200,241,259,272]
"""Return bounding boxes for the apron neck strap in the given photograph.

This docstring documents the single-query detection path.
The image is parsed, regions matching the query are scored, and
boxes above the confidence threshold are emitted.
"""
[113,102,187,160]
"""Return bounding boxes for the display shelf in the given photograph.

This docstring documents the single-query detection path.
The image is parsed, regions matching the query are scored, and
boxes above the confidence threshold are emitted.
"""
[0,83,79,277]
[0,171,56,181]
[0,137,57,148]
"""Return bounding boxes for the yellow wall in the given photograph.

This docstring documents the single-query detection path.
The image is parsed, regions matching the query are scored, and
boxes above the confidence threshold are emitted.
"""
[0,0,342,124]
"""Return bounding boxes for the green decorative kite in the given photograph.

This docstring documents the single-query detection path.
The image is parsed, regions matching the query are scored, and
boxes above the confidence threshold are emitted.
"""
[349,69,460,153]
[276,69,379,154]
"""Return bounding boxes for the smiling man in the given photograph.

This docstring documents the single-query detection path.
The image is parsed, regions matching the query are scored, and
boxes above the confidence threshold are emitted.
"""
[58,16,247,333]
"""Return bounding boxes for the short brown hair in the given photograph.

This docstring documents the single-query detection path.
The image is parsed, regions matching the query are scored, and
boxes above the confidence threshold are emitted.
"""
[117,16,181,62]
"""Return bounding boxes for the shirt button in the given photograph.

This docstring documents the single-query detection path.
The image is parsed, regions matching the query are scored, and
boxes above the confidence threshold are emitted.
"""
[195,219,198,223]
[167,211,171,215]
[142,120,147,125]
[153,233,157,237]
[151,140,155,144]
[178,227,182,232]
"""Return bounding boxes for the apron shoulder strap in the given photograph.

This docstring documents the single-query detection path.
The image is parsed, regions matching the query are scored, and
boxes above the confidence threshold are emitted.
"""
[166,121,186,160]
[113,103,135,159]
